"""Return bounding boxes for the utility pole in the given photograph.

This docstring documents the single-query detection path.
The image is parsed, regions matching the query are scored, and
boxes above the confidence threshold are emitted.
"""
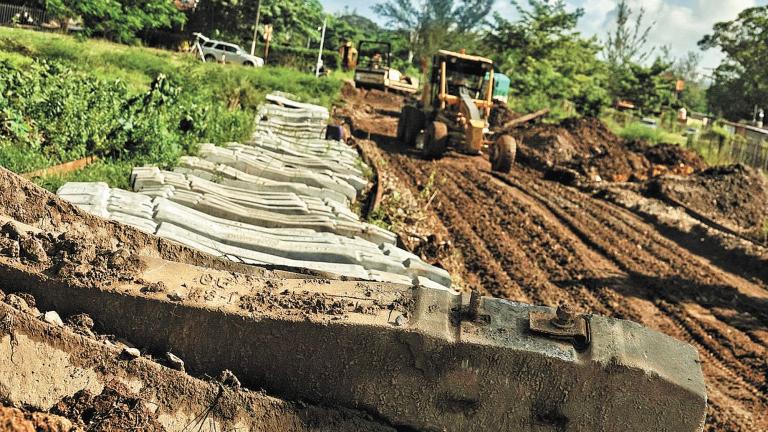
[263,24,273,62]
[315,17,327,77]
[250,0,262,56]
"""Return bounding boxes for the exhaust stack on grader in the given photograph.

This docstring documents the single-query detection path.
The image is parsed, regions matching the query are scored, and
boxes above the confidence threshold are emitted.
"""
[397,50,517,172]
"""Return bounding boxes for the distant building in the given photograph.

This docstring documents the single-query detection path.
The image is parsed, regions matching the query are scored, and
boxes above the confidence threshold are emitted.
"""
[174,0,198,11]
[614,99,636,111]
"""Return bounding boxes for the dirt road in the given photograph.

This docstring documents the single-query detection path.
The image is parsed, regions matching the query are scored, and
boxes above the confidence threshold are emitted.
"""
[340,89,768,431]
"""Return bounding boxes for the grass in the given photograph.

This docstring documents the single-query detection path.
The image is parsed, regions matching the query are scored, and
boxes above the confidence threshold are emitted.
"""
[614,121,686,146]
[0,27,343,190]
[33,160,135,192]
[0,28,342,110]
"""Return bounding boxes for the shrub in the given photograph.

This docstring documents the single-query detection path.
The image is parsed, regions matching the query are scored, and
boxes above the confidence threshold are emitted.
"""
[0,27,343,191]
[618,122,665,143]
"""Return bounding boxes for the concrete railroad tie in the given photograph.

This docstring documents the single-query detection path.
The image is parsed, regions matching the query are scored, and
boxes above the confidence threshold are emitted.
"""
[132,167,359,221]
[57,184,449,288]
[174,156,350,205]
[56,92,451,290]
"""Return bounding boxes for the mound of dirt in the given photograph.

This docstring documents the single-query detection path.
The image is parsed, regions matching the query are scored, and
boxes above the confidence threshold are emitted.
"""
[648,164,768,237]
[51,384,165,431]
[518,118,707,183]
[644,143,708,172]
[0,405,75,432]
[340,81,404,111]
[0,220,143,288]
[519,117,645,181]
[341,80,360,100]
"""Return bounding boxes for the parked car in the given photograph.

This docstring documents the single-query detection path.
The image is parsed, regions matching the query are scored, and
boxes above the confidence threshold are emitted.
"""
[193,33,264,67]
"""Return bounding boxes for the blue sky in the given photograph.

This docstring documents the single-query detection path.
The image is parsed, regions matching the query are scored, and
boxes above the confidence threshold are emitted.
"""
[320,0,768,71]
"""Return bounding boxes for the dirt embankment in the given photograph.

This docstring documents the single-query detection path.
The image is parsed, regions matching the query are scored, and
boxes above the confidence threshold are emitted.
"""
[340,88,768,431]
[509,115,768,242]
[0,167,400,432]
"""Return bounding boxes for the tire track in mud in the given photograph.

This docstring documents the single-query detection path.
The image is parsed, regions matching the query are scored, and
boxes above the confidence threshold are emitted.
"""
[402,156,766,430]
[345,91,768,430]
[390,153,529,301]
[489,170,768,431]
[450,168,612,315]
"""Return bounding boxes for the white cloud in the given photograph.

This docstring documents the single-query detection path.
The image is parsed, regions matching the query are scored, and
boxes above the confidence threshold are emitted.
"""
[573,0,763,70]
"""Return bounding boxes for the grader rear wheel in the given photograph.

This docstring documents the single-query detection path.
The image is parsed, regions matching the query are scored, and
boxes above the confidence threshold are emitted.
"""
[405,106,423,146]
[396,109,408,143]
[398,106,422,146]
[423,121,448,159]
[490,135,517,173]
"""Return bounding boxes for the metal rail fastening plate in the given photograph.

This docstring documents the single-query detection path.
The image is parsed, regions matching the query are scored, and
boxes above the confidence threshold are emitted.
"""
[529,304,591,350]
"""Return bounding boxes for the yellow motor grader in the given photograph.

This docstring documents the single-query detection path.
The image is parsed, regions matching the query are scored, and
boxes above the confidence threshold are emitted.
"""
[396,50,516,173]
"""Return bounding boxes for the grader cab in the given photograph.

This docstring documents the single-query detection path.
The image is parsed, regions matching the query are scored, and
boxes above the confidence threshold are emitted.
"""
[397,50,516,173]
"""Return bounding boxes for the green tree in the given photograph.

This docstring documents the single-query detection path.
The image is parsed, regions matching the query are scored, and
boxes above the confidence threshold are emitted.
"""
[372,0,492,65]
[615,59,675,114]
[699,5,768,120]
[602,0,675,113]
[604,0,654,69]
[186,0,325,49]
[484,0,609,117]
[45,0,185,43]
[326,12,382,48]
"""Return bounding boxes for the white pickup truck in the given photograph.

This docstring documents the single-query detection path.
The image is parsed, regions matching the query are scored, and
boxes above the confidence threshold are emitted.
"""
[193,33,264,67]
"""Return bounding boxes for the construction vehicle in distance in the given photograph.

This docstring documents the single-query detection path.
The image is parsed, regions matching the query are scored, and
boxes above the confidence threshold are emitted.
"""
[354,41,419,94]
[397,50,517,173]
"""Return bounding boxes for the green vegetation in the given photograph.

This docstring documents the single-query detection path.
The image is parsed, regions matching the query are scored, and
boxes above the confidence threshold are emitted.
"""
[44,0,185,43]
[484,1,608,119]
[187,0,325,50]
[604,115,684,144]
[700,6,768,120]
[367,190,403,231]
[762,218,768,245]
[0,27,342,190]
[616,122,668,144]
[372,0,493,66]
[34,160,135,192]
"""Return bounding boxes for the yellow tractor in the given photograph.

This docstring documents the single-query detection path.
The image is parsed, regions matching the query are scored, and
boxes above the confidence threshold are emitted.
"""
[396,50,516,172]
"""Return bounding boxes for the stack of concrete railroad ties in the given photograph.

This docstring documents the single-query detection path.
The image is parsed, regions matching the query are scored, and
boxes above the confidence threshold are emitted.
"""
[57,93,451,290]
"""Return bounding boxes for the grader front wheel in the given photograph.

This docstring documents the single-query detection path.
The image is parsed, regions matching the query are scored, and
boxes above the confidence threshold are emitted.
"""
[397,106,422,147]
[490,135,517,173]
[423,121,448,159]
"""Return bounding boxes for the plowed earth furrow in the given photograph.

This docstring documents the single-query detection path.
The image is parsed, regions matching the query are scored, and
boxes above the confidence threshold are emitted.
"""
[408,161,766,430]
[490,170,768,430]
[391,154,528,300]
[347,91,768,430]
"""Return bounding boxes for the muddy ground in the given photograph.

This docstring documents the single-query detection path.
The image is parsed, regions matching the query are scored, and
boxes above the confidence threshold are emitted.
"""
[338,87,768,431]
